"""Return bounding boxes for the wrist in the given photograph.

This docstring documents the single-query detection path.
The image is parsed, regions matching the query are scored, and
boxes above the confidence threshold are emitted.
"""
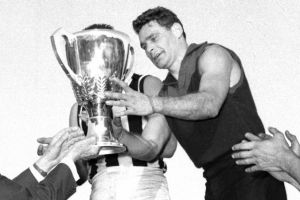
[35,157,56,173]
[280,150,297,172]
[33,162,49,177]
[148,96,161,114]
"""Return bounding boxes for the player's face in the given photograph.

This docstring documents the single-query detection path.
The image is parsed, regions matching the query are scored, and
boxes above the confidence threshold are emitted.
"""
[138,21,178,70]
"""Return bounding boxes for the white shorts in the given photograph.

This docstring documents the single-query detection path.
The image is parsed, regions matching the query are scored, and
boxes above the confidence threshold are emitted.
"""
[90,166,170,200]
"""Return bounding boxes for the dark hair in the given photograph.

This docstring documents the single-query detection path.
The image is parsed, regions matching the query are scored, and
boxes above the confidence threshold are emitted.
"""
[83,24,113,30]
[132,6,186,39]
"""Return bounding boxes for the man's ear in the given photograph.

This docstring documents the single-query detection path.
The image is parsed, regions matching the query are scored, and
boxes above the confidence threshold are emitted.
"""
[171,23,183,38]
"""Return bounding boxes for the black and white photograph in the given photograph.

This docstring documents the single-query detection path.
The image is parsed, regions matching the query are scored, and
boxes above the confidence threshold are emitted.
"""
[0,1,299,200]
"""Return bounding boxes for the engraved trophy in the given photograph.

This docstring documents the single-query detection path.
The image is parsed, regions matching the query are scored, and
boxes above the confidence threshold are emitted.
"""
[51,28,133,155]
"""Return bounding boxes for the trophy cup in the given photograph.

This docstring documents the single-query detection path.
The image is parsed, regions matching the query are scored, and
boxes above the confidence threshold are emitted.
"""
[51,28,133,155]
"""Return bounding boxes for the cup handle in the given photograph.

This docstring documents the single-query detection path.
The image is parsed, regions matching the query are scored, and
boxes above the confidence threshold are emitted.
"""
[50,28,81,85]
[122,46,134,81]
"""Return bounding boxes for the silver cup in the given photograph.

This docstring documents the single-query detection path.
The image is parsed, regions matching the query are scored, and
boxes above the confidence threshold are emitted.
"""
[51,28,133,155]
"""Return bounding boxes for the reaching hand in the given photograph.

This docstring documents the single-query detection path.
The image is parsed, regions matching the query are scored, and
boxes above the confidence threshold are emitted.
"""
[35,127,84,172]
[111,117,123,140]
[232,127,291,172]
[65,136,100,161]
[105,77,154,116]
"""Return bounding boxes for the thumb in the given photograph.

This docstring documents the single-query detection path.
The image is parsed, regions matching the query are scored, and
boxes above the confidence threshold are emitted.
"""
[110,77,132,93]
[268,127,283,137]
[285,130,300,156]
[37,137,52,144]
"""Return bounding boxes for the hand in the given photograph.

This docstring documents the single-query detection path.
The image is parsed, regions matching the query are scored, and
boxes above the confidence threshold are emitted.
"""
[111,117,123,140]
[79,109,89,123]
[232,127,291,172]
[105,77,153,116]
[65,136,100,161]
[268,170,295,183]
[35,127,84,172]
[36,127,83,156]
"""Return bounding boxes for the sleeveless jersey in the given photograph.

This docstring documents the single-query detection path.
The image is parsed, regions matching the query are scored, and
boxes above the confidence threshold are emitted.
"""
[159,42,265,168]
[77,74,166,182]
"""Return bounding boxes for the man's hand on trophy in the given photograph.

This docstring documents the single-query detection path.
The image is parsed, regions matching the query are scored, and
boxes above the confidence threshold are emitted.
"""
[35,127,84,172]
[36,127,83,156]
[79,109,89,123]
[65,136,100,161]
[111,116,123,140]
[105,77,154,116]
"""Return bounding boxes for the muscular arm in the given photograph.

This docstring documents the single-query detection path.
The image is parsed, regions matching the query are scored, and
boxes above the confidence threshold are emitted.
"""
[118,76,177,161]
[152,45,240,120]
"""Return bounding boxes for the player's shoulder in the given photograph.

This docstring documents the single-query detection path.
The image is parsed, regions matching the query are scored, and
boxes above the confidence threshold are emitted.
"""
[143,75,162,96]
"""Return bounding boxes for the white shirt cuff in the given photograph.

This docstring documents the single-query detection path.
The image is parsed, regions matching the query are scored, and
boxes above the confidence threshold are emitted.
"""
[29,165,44,182]
[60,157,79,181]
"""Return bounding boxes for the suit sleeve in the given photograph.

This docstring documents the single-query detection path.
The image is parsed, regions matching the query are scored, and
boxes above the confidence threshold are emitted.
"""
[13,167,39,188]
[0,163,77,200]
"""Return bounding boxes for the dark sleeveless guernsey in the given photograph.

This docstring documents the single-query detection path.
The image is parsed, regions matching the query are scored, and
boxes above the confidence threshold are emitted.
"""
[159,42,265,167]
[159,43,286,200]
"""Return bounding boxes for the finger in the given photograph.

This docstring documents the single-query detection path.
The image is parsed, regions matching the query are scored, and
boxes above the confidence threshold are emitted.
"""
[68,128,84,140]
[241,140,247,143]
[104,91,128,101]
[67,136,86,147]
[109,77,133,93]
[235,158,256,165]
[232,141,255,151]
[111,108,133,117]
[232,151,253,159]
[51,127,79,150]
[244,132,261,141]
[37,145,45,156]
[87,145,101,156]
[245,165,260,172]
[268,127,283,137]
[285,130,300,155]
[52,127,79,144]
[258,133,272,140]
[106,99,129,107]
[37,137,52,144]
[285,130,298,144]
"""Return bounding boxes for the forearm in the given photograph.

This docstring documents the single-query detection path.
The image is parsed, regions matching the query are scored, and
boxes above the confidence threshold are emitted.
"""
[34,157,58,173]
[152,92,219,120]
[74,160,88,185]
[288,177,300,191]
[281,151,300,186]
[119,130,159,161]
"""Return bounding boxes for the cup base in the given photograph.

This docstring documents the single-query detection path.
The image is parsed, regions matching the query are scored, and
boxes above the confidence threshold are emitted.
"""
[97,141,127,156]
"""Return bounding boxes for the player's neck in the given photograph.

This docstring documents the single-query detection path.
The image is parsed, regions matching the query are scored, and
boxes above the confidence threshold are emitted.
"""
[169,43,188,80]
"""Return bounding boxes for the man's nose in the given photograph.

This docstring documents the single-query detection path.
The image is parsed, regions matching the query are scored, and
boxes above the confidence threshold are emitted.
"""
[146,44,154,55]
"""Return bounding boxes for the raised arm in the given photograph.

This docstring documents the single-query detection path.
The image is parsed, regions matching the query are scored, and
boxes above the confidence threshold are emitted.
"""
[112,75,177,161]
[152,45,240,120]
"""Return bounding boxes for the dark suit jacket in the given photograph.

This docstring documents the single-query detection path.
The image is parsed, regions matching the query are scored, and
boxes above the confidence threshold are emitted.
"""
[0,163,76,200]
